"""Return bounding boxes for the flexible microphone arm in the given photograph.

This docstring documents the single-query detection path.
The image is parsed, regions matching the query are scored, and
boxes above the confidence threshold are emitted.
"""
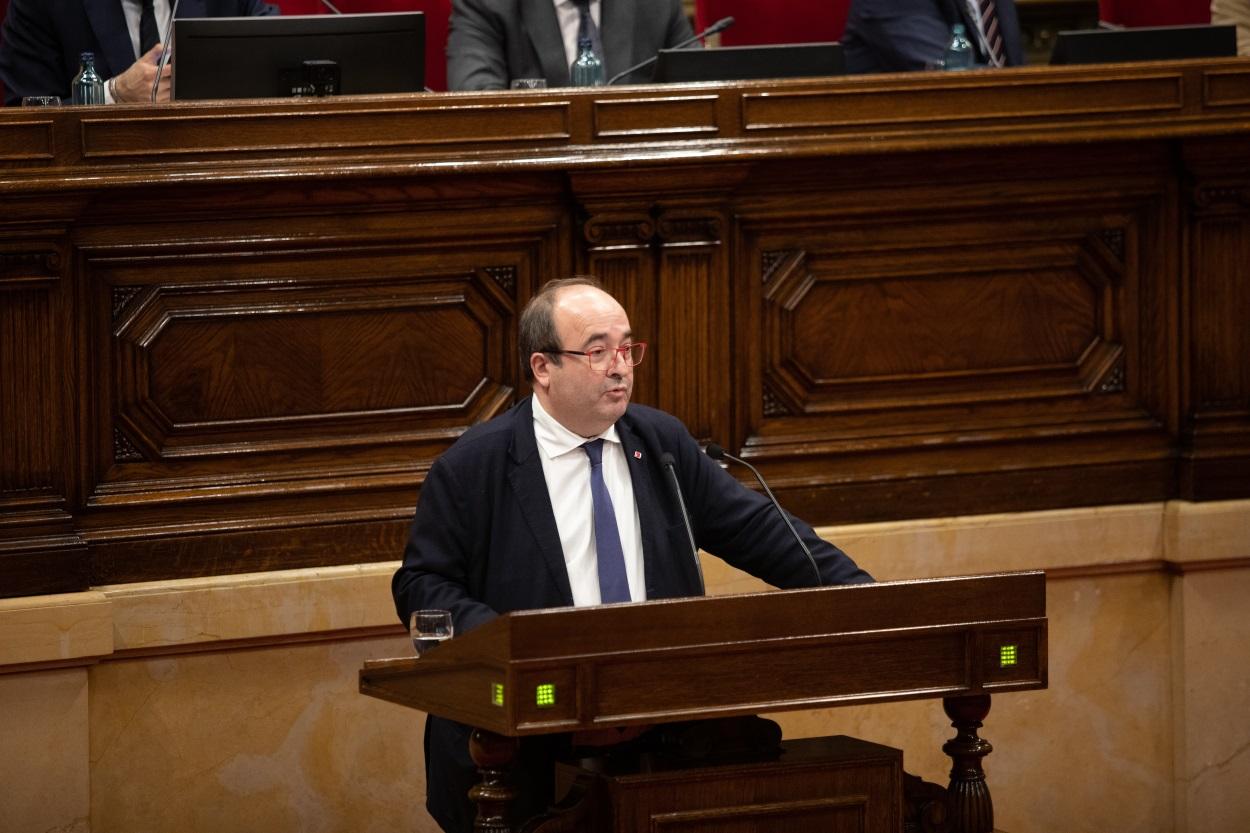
[319,0,343,13]
[606,16,736,85]
[706,443,822,587]
[151,0,181,103]
[660,452,705,595]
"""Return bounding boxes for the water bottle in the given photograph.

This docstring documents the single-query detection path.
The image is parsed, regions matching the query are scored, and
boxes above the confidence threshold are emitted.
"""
[943,23,975,71]
[570,37,605,87]
[71,52,105,105]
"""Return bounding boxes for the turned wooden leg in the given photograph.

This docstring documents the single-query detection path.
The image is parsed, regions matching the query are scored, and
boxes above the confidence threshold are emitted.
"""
[469,728,519,833]
[942,694,994,833]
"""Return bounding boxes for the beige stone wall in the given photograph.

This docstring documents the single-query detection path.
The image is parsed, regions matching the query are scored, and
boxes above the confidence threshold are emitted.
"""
[1,500,1246,833]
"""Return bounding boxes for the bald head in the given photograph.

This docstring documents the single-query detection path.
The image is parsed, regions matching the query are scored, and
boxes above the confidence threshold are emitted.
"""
[524,278,635,437]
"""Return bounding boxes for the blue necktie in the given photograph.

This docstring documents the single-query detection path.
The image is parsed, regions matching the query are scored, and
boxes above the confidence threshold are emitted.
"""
[583,439,631,604]
[140,0,160,55]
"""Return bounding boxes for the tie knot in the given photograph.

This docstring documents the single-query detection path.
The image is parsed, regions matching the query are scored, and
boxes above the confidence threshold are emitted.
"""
[582,439,604,466]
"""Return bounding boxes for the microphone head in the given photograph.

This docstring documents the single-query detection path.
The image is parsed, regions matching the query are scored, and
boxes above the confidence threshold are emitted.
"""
[705,443,725,460]
[712,16,735,34]
[659,452,676,467]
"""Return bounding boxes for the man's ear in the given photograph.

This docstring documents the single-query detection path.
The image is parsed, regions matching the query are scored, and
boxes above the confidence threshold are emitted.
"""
[530,352,551,389]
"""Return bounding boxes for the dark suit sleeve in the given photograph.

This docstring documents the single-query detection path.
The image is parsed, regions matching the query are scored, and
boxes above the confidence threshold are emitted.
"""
[843,0,952,73]
[660,417,872,588]
[392,454,500,636]
[662,0,695,48]
[239,1,280,16]
[446,0,509,91]
[0,0,70,105]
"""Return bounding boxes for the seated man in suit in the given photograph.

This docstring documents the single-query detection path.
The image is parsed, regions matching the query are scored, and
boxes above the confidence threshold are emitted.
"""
[447,0,694,89]
[0,0,276,106]
[393,276,872,832]
[842,0,1024,74]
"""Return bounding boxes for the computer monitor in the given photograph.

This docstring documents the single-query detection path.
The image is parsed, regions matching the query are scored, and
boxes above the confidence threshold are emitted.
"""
[1049,24,1236,65]
[173,13,425,100]
[652,43,845,84]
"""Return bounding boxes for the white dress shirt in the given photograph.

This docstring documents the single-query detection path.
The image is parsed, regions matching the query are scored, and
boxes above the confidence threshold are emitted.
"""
[104,0,171,103]
[122,0,172,60]
[553,0,602,71]
[531,394,645,606]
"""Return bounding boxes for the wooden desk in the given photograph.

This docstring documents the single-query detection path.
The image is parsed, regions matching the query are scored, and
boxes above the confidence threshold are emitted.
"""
[2,60,1249,596]
[361,572,1047,833]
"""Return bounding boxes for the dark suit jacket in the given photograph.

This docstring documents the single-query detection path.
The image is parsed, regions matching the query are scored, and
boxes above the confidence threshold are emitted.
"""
[0,0,276,105]
[842,0,1024,74]
[393,397,871,831]
[446,0,694,90]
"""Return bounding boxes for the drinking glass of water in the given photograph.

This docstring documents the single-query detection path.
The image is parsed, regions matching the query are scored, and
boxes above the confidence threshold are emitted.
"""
[410,609,453,656]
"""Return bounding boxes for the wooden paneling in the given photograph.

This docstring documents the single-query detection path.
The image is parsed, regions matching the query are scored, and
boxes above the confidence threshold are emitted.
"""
[1179,137,1250,498]
[0,239,86,594]
[1,60,1248,595]
[725,146,1179,518]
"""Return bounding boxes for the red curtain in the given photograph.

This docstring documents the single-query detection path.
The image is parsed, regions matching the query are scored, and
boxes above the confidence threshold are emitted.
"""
[694,0,852,47]
[1099,0,1211,27]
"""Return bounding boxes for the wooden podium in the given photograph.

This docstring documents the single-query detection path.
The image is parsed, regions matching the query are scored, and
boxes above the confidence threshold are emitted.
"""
[361,572,1046,833]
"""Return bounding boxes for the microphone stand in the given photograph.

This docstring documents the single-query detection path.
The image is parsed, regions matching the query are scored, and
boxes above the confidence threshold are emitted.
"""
[706,443,822,587]
[606,16,735,85]
[660,452,705,595]
[151,0,181,103]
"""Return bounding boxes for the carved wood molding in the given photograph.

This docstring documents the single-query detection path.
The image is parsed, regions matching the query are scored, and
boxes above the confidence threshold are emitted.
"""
[582,205,723,249]
[1097,228,1126,264]
[112,427,145,463]
[583,211,656,247]
[482,265,516,295]
[1098,360,1127,394]
[655,212,721,246]
[755,218,1138,421]
[1189,184,1250,213]
[111,285,142,322]
[0,251,60,287]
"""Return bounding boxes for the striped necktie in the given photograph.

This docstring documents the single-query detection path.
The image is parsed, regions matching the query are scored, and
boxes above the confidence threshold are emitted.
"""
[977,0,1006,67]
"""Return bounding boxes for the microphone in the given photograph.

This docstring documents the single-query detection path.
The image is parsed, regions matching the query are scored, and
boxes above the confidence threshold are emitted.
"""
[319,0,343,12]
[606,16,736,85]
[705,443,822,587]
[660,452,705,595]
[151,0,180,103]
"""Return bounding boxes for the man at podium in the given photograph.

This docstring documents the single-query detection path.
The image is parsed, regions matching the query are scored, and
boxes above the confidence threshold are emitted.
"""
[393,276,872,833]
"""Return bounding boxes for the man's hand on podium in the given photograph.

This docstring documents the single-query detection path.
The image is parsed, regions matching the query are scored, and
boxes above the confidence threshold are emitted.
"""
[111,45,172,103]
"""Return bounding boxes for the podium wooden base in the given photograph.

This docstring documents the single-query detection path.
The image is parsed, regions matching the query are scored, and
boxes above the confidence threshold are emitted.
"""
[533,735,902,833]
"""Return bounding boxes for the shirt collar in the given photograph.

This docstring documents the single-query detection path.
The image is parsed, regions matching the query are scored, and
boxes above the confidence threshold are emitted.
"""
[531,394,620,460]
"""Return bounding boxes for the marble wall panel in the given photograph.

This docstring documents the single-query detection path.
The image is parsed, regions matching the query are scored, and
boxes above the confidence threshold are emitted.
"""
[1173,569,1250,833]
[0,668,91,833]
[88,635,433,833]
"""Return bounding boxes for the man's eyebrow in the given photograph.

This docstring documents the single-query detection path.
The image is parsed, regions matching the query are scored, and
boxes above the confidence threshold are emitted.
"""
[577,330,632,349]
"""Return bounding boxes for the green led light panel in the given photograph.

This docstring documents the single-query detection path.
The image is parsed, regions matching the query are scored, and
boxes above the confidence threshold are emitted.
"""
[535,683,556,708]
[1000,644,1018,667]
[492,682,505,707]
